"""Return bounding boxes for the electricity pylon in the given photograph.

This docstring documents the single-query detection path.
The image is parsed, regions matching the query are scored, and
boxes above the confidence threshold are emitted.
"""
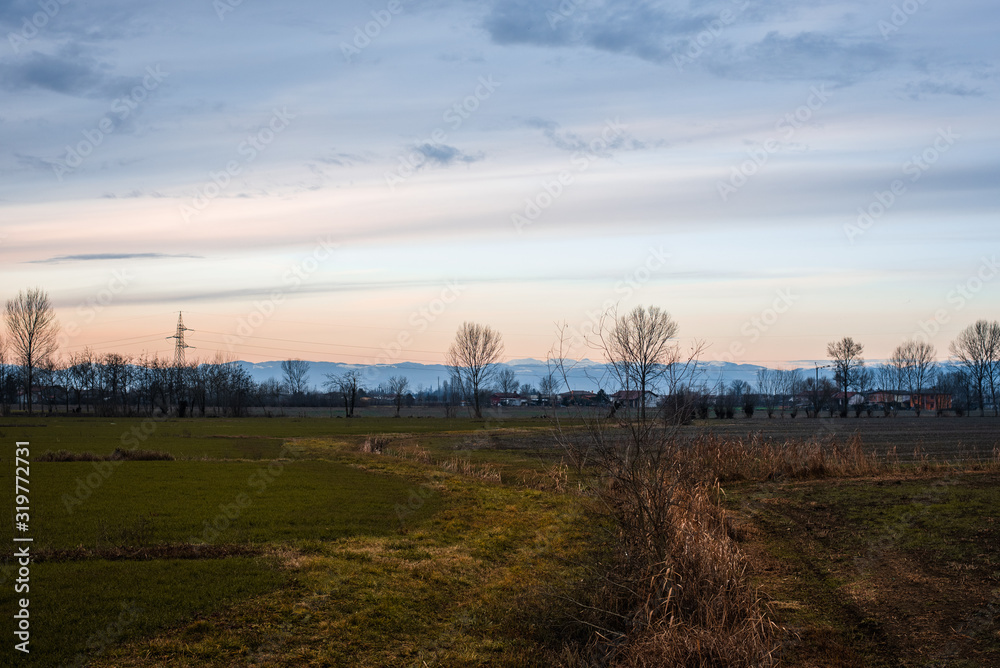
[167,312,194,367]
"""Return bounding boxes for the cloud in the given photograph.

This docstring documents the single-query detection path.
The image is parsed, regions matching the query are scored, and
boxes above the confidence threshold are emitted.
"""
[0,46,142,97]
[14,151,58,172]
[70,269,775,308]
[522,117,649,154]
[30,253,202,264]
[414,143,484,167]
[482,0,699,62]
[707,31,894,84]
[904,79,985,100]
[483,1,894,84]
[315,150,369,167]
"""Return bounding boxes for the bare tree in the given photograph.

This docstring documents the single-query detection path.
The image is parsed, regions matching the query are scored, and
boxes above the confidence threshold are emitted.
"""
[496,367,519,395]
[712,376,734,419]
[778,369,803,418]
[755,368,780,418]
[259,378,283,416]
[97,352,132,416]
[826,336,864,417]
[938,368,972,416]
[325,370,362,418]
[281,359,311,398]
[950,320,1000,416]
[890,340,937,416]
[0,337,9,416]
[442,374,462,418]
[5,288,60,415]
[538,372,560,407]
[447,322,504,419]
[851,366,873,417]
[601,306,681,421]
[875,363,899,416]
[388,375,409,417]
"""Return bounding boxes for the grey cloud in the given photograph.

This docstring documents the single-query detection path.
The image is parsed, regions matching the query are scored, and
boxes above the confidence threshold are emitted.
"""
[101,189,167,199]
[522,117,649,154]
[315,150,368,167]
[14,151,58,171]
[483,0,703,62]
[31,252,201,264]
[414,143,484,167]
[703,31,893,84]
[70,270,770,308]
[484,1,894,84]
[0,46,144,97]
[904,79,985,99]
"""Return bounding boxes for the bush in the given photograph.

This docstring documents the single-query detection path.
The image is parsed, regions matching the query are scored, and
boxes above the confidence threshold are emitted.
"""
[557,422,780,667]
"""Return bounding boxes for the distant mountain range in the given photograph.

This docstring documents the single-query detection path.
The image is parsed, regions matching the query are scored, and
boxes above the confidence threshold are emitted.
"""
[236,359,839,394]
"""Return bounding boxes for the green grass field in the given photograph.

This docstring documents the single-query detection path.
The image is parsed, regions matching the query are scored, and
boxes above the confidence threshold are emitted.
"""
[0,414,997,666]
[0,415,588,666]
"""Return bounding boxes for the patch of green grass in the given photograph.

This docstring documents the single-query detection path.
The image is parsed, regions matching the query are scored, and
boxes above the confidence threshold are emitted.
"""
[84,461,592,667]
[0,416,595,666]
[0,416,576,461]
[10,460,443,549]
[0,557,288,667]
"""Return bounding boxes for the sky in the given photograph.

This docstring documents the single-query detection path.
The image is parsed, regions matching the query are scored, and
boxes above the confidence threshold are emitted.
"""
[1,0,997,369]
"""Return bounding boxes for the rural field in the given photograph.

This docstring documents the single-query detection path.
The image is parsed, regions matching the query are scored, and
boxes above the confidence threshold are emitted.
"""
[1,413,998,666]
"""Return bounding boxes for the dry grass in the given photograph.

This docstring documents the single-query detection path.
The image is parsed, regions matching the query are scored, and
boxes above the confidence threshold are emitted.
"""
[359,433,391,454]
[360,433,503,482]
[438,456,502,482]
[555,426,1000,666]
[687,431,1000,482]
[567,479,779,667]
[557,425,781,667]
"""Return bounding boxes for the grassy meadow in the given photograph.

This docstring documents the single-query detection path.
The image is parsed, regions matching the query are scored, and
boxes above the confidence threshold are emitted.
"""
[0,414,997,666]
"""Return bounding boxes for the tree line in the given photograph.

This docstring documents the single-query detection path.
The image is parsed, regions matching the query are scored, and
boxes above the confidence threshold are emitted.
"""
[3,287,999,418]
